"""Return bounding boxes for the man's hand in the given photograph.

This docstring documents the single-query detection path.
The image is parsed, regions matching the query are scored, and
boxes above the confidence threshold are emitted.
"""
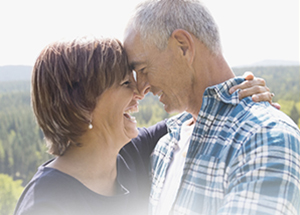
[229,71,280,110]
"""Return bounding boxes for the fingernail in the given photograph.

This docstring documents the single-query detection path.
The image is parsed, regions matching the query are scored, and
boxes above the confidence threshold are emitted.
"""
[252,95,258,102]
[229,88,234,94]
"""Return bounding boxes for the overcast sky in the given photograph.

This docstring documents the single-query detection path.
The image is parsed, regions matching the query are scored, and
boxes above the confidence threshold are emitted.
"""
[0,0,299,67]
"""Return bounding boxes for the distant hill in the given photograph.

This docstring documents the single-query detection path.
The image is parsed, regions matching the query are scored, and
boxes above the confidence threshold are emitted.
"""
[0,65,32,82]
[252,60,300,67]
[0,61,299,82]
[235,60,300,68]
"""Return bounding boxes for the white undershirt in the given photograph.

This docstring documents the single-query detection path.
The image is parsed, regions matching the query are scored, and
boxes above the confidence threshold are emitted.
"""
[156,120,195,215]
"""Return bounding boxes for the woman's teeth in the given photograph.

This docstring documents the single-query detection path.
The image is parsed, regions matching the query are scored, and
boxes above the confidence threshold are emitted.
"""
[124,108,138,122]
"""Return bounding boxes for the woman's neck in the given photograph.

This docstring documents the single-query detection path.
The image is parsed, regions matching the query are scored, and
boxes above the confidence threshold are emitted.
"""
[47,137,121,196]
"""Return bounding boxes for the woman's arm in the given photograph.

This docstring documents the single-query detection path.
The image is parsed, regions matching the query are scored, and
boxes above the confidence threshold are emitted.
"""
[230,71,280,109]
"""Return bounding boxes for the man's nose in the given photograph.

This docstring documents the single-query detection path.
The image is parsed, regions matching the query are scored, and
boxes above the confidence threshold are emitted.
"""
[133,87,144,100]
[132,79,144,100]
[136,72,150,99]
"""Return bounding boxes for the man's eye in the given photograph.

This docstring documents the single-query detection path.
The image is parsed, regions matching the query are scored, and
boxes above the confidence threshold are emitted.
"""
[139,68,146,73]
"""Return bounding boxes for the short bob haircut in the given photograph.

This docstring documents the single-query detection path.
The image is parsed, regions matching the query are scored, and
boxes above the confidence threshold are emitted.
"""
[31,37,130,156]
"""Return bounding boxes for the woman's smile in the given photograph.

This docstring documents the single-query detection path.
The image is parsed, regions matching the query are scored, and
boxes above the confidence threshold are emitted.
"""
[123,103,139,123]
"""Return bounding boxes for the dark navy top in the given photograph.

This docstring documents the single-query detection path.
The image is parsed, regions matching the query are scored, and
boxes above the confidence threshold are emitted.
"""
[14,120,167,215]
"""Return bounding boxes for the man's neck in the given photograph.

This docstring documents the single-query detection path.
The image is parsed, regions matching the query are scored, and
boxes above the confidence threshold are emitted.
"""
[188,45,235,119]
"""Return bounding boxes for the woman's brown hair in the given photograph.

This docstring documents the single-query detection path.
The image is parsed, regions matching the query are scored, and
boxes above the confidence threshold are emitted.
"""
[31,37,130,156]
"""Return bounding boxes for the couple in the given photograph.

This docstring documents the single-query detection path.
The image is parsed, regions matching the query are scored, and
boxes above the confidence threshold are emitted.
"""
[14,0,300,215]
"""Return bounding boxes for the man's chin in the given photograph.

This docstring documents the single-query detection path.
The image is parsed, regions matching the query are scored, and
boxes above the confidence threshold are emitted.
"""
[163,104,177,114]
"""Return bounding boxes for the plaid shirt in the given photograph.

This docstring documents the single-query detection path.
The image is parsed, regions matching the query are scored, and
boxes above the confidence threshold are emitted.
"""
[150,77,300,215]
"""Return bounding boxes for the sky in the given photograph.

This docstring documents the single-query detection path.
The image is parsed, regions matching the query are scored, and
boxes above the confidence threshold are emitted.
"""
[0,0,299,67]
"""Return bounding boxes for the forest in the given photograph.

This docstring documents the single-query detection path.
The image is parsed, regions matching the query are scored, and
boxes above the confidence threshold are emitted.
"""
[0,65,299,214]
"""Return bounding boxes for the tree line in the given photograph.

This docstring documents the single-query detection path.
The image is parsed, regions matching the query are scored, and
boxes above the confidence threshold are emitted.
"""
[0,66,299,214]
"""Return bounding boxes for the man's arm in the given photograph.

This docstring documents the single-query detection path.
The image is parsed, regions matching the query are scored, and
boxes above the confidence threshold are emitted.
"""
[220,125,300,214]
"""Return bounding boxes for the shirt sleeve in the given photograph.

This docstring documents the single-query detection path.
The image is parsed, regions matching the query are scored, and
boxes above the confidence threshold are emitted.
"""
[219,125,300,215]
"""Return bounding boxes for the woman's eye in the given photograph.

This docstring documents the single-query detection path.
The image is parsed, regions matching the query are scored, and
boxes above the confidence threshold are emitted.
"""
[122,81,130,86]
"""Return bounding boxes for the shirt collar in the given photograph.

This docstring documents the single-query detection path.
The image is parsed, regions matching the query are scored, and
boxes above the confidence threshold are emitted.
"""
[204,77,244,106]
[166,112,192,140]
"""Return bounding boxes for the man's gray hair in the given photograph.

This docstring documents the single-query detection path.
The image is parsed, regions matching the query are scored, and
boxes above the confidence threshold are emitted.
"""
[126,0,222,54]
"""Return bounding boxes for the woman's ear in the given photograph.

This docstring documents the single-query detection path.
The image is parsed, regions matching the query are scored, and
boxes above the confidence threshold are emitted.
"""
[171,29,195,65]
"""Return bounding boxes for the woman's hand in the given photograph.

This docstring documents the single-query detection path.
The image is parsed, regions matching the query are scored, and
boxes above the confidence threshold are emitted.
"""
[229,71,280,110]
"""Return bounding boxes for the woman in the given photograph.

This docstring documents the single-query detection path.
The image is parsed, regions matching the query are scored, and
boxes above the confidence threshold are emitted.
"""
[14,36,274,215]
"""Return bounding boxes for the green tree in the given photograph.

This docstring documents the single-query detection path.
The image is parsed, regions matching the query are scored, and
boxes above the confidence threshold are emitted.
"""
[233,66,300,103]
[0,88,52,185]
[277,100,294,116]
[0,174,23,215]
[140,105,153,124]
[296,102,300,128]
[290,104,300,126]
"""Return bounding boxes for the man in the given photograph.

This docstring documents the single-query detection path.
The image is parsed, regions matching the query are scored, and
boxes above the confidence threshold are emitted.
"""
[123,0,300,214]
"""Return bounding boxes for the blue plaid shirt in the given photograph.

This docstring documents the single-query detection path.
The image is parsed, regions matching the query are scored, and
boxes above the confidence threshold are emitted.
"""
[150,77,300,215]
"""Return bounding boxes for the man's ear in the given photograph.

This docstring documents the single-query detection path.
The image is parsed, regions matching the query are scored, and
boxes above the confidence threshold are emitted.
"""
[171,29,195,65]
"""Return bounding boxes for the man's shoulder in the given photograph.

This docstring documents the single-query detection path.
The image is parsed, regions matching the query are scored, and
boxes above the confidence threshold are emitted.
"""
[167,112,192,127]
[226,100,300,149]
[234,100,298,131]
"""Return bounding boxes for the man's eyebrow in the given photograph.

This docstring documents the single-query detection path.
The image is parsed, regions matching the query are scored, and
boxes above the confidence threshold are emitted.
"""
[130,61,144,71]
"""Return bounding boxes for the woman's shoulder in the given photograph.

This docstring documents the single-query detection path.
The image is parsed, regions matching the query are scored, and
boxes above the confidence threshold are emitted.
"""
[27,160,75,189]
[14,160,71,214]
[16,159,119,214]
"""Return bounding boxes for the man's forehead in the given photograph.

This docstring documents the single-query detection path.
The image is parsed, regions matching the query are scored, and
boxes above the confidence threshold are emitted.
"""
[125,45,146,69]
[124,33,147,66]
[123,27,141,47]
[123,28,159,70]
